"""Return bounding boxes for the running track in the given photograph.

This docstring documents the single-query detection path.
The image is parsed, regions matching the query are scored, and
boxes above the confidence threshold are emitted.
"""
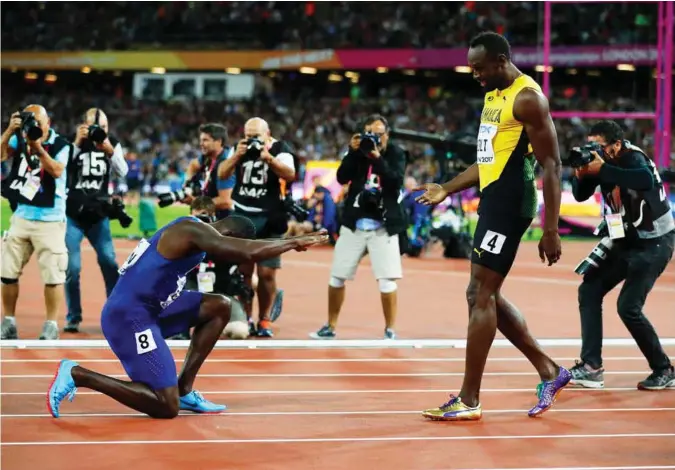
[1,239,674,469]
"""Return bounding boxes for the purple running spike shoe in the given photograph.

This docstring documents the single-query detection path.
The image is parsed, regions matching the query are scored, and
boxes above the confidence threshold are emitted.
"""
[528,366,571,417]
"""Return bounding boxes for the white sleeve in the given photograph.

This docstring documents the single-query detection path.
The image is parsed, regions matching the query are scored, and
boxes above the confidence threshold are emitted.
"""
[110,142,129,178]
[275,152,295,172]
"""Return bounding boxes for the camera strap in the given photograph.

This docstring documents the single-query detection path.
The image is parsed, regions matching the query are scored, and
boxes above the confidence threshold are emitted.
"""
[200,156,218,192]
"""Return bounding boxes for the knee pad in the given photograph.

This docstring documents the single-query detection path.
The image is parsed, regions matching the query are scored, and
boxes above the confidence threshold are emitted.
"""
[1,277,18,285]
[329,276,345,288]
[378,278,397,293]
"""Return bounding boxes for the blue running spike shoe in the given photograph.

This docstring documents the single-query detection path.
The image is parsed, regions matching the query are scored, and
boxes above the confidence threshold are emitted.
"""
[528,366,571,417]
[270,289,284,323]
[179,390,227,414]
[47,359,79,418]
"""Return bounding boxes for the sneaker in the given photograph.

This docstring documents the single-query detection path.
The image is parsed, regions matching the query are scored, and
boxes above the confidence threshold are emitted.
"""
[637,367,675,391]
[384,328,397,339]
[569,360,605,389]
[422,395,482,421]
[39,321,59,340]
[528,366,571,417]
[248,319,257,337]
[63,320,80,333]
[309,324,336,339]
[256,320,273,337]
[270,289,284,323]
[179,390,227,414]
[169,331,190,340]
[1,317,18,340]
[47,359,79,418]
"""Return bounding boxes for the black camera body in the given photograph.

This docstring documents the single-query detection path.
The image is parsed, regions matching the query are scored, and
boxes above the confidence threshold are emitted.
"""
[157,175,203,208]
[358,187,383,213]
[246,137,265,157]
[359,132,381,154]
[567,141,604,168]
[224,265,255,304]
[18,111,43,141]
[88,124,107,144]
[283,193,309,222]
[69,195,133,228]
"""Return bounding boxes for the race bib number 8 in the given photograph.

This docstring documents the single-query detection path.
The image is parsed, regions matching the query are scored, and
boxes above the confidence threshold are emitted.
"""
[477,124,498,165]
[135,328,158,355]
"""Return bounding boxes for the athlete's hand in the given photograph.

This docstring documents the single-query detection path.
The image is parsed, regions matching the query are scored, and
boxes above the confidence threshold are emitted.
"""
[538,230,561,266]
[414,183,448,206]
[294,229,330,251]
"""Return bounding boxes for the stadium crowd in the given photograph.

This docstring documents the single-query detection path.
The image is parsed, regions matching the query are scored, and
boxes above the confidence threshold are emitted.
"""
[1,1,658,51]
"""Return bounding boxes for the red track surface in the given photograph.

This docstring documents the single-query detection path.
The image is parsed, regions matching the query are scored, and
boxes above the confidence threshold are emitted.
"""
[1,239,674,469]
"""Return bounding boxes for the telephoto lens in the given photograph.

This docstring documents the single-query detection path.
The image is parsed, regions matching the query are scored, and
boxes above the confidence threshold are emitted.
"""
[574,237,614,276]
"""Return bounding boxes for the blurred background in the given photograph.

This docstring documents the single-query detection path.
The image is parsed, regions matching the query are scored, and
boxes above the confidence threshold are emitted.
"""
[1,1,674,240]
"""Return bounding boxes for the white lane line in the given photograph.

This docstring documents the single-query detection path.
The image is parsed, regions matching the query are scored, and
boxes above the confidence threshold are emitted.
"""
[0,387,643,396]
[0,356,657,364]
[0,371,652,379]
[3,432,675,446]
[2,407,674,419]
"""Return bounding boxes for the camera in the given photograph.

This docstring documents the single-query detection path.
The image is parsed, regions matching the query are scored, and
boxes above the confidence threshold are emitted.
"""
[18,111,43,141]
[283,193,309,222]
[246,137,265,156]
[567,141,604,168]
[157,176,202,208]
[88,124,107,144]
[224,265,254,303]
[574,236,614,276]
[104,198,133,228]
[359,132,381,154]
[358,187,383,213]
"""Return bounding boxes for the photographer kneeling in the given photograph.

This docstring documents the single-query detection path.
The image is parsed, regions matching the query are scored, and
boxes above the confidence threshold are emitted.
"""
[64,108,130,333]
[310,114,407,339]
[568,120,675,390]
[168,196,252,340]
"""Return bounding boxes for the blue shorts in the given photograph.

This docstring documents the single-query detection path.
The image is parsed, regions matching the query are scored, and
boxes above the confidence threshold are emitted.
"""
[101,290,203,391]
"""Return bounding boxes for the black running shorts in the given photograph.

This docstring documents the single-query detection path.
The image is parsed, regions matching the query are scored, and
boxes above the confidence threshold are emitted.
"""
[471,210,533,277]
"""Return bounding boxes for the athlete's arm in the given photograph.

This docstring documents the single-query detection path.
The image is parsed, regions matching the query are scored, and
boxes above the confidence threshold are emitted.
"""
[513,88,561,235]
[441,163,479,194]
[187,222,326,264]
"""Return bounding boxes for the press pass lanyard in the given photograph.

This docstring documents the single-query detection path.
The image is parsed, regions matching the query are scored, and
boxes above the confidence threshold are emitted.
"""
[201,155,218,192]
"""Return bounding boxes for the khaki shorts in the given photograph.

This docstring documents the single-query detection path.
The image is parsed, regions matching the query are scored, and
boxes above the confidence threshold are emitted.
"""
[330,226,402,281]
[1,215,68,285]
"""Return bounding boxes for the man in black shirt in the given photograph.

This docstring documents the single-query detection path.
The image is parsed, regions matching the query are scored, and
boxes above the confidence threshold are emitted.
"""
[64,108,129,333]
[218,117,295,337]
[568,120,675,391]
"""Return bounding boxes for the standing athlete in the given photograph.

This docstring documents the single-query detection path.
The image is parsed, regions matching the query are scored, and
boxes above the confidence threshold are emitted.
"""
[47,215,328,419]
[415,32,570,421]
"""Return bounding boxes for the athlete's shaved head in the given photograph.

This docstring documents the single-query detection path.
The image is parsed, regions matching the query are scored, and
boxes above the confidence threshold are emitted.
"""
[212,215,257,239]
[84,108,109,133]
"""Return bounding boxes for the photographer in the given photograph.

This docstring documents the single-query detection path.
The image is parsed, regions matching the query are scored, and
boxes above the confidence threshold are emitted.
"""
[568,120,675,390]
[218,117,295,337]
[64,108,130,333]
[309,114,407,340]
[0,105,71,340]
[177,123,235,219]
[168,196,252,340]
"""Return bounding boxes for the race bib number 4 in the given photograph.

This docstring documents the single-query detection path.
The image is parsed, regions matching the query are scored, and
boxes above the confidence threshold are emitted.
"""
[477,124,498,165]
[135,328,158,355]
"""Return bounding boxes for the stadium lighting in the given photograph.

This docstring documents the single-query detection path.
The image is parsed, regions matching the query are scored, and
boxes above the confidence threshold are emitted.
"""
[453,66,472,74]
[299,67,317,74]
[376,67,388,73]
[616,64,636,72]
[81,67,91,74]
[226,67,241,74]
[151,67,166,74]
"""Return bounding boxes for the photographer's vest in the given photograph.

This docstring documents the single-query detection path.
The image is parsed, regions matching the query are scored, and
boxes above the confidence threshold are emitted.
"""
[602,143,674,239]
[232,140,293,213]
[66,135,119,202]
[477,74,540,218]
[4,131,70,208]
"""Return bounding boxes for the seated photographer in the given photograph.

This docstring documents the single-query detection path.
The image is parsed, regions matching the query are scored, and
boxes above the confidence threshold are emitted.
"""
[217,117,295,338]
[179,123,235,219]
[1,105,71,340]
[64,108,129,333]
[168,196,253,340]
[568,120,675,390]
[310,114,407,340]
[286,186,339,241]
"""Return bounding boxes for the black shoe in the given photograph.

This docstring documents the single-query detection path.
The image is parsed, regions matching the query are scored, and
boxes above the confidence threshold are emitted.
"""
[637,366,675,390]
